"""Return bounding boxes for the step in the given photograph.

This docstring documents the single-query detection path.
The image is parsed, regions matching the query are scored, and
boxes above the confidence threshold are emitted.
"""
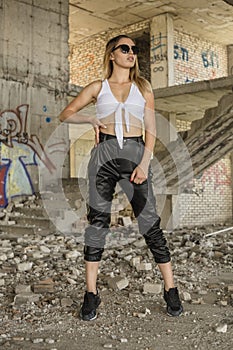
[13,206,48,218]
[0,223,57,237]
[1,214,53,229]
[0,224,37,236]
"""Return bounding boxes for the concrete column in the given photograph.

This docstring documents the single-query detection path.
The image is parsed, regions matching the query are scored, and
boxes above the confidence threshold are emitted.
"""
[151,12,177,227]
[169,112,177,142]
[231,152,233,220]
[156,194,173,230]
[155,109,178,230]
[0,0,69,206]
[155,111,177,147]
[227,45,233,76]
[150,14,174,89]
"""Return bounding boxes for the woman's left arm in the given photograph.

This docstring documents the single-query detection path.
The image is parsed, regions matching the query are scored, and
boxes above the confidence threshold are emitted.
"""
[130,91,155,184]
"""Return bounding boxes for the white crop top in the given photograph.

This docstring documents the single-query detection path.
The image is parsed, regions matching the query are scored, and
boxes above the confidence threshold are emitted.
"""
[95,79,146,148]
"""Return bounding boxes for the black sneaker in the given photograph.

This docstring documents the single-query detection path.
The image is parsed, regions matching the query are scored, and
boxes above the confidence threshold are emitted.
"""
[80,291,101,321]
[164,287,183,317]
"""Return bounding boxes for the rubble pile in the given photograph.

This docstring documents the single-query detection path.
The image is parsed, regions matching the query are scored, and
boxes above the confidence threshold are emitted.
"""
[0,194,232,349]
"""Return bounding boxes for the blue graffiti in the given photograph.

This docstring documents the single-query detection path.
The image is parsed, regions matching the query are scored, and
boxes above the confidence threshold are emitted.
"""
[151,33,167,63]
[174,45,189,61]
[202,51,219,68]
[151,33,167,53]
[185,77,195,84]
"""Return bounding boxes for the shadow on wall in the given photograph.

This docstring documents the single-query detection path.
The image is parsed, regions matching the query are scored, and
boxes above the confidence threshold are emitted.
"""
[223,0,233,6]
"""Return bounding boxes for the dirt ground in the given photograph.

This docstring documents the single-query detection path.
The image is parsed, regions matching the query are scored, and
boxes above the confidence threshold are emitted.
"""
[1,294,232,350]
[0,226,232,350]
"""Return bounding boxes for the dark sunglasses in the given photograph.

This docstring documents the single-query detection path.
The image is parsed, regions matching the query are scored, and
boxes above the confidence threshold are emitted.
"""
[112,44,139,55]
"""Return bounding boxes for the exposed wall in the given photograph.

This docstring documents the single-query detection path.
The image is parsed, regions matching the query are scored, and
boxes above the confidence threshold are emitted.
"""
[0,0,70,207]
[69,15,232,228]
[174,30,228,84]
[70,19,228,87]
[70,20,150,86]
[176,155,232,227]
[176,119,191,132]
[228,45,233,75]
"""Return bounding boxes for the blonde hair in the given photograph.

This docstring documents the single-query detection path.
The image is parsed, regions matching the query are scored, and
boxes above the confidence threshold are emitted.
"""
[103,35,152,96]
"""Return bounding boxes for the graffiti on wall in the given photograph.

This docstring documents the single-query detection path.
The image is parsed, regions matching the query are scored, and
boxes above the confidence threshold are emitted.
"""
[151,33,224,83]
[201,51,219,69]
[173,34,223,83]
[43,105,52,123]
[202,51,219,80]
[199,161,231,192]
[183,160,231,196]
[174,45,189,62]
[185,77,195,83]
[175,62,198,79]
[150,32,167,77]
[150,33,167,64]
[0,104,56,207]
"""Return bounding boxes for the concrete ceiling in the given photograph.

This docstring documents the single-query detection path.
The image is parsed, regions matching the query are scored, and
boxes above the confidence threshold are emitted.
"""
[69,0,233,46]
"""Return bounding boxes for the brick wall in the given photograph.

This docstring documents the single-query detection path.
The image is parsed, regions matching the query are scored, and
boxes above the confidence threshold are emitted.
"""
[70,24,228,87]
[69,20,150,86]
[176,119,191,132]
[173,31,230,227]
[174,30,228,84]
[175,119,231,227]
[70,37,105,86]
[177,155,232,227]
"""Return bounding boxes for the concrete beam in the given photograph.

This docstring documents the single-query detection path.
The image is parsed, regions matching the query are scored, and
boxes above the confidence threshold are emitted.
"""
[231,152,233,219]
[153,76,233,98]
[154,76,233,121]
[150,14,174,89]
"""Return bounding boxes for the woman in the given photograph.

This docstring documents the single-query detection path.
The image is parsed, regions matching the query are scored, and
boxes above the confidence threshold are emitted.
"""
[60,34,183,320]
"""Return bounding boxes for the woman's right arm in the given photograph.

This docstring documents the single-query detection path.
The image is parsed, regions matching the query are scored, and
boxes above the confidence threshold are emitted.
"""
[59,80,105,129]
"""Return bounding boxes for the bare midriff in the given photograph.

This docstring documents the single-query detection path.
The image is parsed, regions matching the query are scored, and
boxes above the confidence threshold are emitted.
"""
[99,112,143,137]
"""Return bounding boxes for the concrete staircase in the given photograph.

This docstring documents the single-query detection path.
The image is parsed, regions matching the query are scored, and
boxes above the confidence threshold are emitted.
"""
[0,179,85,238]
[154,91,233,191]
[0,197,55,237]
